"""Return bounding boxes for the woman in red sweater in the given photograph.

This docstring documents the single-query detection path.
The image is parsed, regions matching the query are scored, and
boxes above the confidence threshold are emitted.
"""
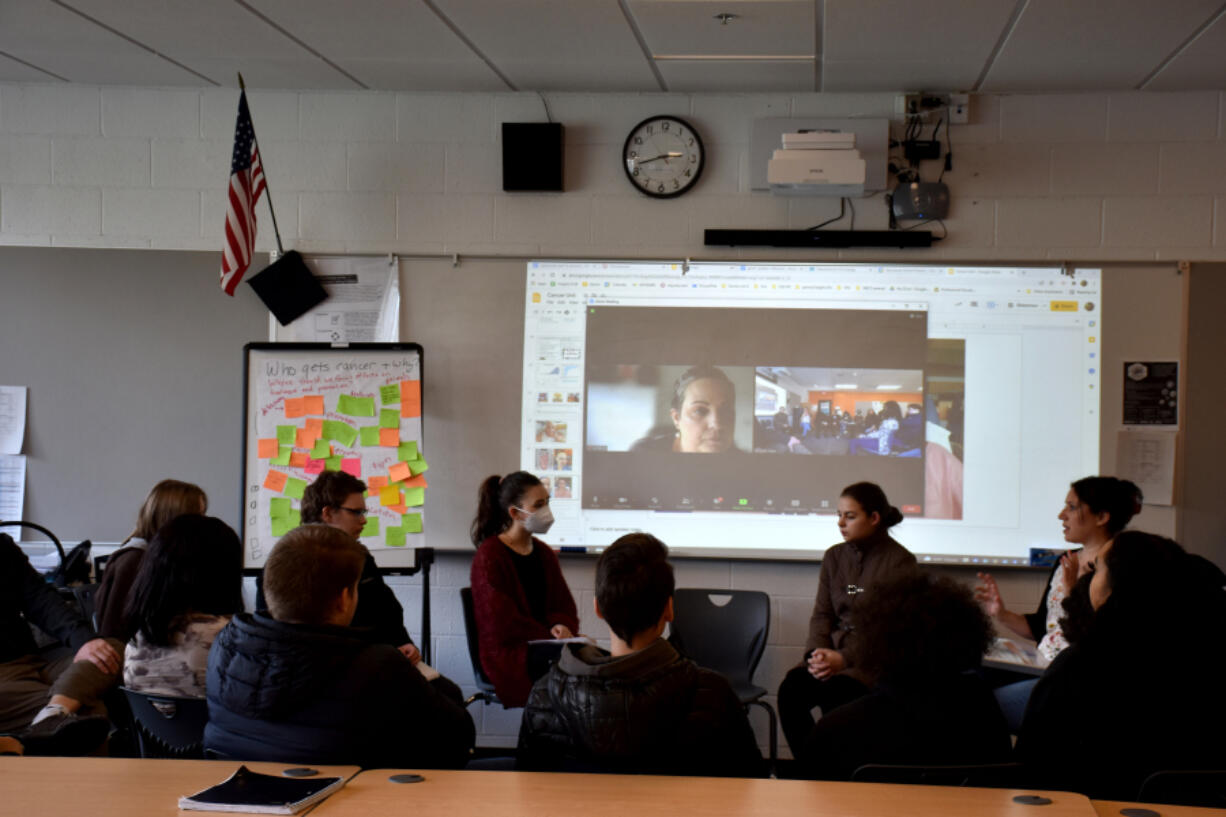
[469,471,579,707]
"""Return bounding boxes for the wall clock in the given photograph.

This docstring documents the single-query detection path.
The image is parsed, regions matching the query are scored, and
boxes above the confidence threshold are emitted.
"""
[622,116,705,198]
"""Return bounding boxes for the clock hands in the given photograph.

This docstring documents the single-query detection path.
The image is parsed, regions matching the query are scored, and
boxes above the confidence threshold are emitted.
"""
[632,151,683,165]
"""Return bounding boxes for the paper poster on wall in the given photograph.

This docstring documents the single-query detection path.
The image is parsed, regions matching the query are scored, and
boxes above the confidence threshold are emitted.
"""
[0,455,27,531]
[0,386,27,455]
[1122,361,1178,427]
[270,257,399,344]
[243,344,425,569]
[1116,430,1175,506]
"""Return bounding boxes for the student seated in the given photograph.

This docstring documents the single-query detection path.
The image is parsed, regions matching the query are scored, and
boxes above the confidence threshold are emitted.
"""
[204,525,475,768]
[516,532,764,777]
[121,515,243,698]
[1016,531,1226,800]
[0,534,120,755]
[94,479,208,639]
[801,572,1011,780]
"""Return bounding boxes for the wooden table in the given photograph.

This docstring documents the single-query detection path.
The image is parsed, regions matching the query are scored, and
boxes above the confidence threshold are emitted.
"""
[315,769,1099,817]
[0,757,359,816]
[1094,801,1226,817]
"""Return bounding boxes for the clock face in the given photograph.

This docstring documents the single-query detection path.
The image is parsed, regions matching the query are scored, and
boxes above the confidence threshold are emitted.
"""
[622,116,704,198]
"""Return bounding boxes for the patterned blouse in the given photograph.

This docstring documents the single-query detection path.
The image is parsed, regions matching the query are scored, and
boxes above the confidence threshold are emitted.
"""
[1036,572,1071,662]
[123,614,230,698]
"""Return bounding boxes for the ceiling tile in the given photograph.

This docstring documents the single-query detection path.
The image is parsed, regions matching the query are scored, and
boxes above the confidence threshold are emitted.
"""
[1145,11,1226,91]
[982,0,1225,91]
[821,0,1020,91]
[658,59,815,92]
[629,1,815,57]
[245,0,508,90]
[0,0,205,85]
[431,0,661,91]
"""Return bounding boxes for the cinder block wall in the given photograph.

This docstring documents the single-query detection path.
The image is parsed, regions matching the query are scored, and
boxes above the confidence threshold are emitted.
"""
[5,83,1217,751]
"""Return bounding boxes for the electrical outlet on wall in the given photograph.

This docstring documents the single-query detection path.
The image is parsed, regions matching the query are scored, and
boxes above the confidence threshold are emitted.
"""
[950,93,970,124]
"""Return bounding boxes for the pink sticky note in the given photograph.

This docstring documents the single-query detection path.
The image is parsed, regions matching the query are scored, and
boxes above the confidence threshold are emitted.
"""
[341,458,361,477]
[284,397,306,418]
[304,395,325,415]
[257,439,278,458]
[263,470,288,492]
[388,461,411,483]
[304,458,326,475]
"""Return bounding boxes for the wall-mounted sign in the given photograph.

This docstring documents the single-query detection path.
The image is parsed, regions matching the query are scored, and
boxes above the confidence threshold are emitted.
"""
[1122,361,1178,427]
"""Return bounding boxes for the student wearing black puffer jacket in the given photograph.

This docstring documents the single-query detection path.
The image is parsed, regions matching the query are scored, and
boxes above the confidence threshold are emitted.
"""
[517,533,764,777]
[205,526,473,769]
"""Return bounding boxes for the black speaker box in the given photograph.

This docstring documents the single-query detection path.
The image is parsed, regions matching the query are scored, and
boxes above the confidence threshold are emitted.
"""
[502,122,564,192]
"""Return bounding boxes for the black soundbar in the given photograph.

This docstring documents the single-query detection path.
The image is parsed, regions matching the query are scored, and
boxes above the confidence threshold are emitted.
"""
[704,228,933,248]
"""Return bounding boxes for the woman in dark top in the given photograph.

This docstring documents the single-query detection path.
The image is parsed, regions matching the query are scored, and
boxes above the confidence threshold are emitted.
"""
[803,572,1010,780]
[469,471,579,707]
[1017,531,1226,800]
[777,481,918,759]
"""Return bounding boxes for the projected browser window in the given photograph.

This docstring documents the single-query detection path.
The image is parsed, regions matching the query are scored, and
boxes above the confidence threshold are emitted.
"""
[522,262,1100,565]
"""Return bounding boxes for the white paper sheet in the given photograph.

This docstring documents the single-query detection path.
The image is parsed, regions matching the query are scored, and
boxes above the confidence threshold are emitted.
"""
[1116,429,1176,506]
[0,454,27,527]
[271,257,399,343]
[0,386,27,455]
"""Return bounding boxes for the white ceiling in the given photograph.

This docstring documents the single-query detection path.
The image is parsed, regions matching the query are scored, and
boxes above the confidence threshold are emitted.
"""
[0,0,1223,92]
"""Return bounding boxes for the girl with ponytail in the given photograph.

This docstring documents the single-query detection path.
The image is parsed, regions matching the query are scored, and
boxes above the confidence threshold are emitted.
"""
[469,471,579,707]
[777,481,917,760]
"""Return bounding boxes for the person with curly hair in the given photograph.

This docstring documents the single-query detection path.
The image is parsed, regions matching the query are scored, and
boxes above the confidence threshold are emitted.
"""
[800,572,1011,779]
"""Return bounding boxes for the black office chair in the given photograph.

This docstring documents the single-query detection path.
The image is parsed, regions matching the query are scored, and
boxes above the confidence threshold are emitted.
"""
[1136,770,1226,807]
[120,687,209,759]
[851,762,1025,788]
[71,583,101,631]
[459,587,501,708]
[668,588,778,773]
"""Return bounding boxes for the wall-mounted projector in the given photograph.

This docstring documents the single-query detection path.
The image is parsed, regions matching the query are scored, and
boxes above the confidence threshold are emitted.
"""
[767,130,866,197]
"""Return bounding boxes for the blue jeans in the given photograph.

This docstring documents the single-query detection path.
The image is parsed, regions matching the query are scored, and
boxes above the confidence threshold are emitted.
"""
[994,678,1038,734]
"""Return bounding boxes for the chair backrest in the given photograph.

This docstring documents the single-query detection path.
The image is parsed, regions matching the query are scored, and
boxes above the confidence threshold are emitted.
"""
[120,687,209,759]
[1137,770,1226,808]
[851,762,1025,788]
[668,588,769,686]
[459,587,498,696]
[71,583,100,631]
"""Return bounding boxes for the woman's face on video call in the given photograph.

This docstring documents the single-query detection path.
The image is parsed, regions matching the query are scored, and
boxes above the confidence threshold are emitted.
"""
[671,377,735,453]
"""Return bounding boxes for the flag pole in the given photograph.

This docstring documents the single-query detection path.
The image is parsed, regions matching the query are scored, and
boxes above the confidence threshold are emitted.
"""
[237,73,284,256]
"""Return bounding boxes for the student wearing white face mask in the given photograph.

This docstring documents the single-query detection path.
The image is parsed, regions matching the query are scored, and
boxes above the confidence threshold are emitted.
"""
[469,471,580,707]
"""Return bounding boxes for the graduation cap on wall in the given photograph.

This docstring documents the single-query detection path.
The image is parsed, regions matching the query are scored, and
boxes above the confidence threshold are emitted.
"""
[247,250,328,326]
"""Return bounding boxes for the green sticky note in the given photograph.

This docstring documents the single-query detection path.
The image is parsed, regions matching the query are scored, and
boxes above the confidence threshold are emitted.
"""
[385,526,406,547]
[269,497,292,519]
[379,409,399,429]
[310,438,331,459]
[271,445,293,466]
[271,516,292,537]
[332,421,358,448]
[360,516,380,538]
[276,425,296,445]
[360,426,381,447]
[404,486,425,507]
[325,456,342,471]
[337,394,376,417]
[407,458,429,476]
[397,441,418,462]
[284,477,307,500]
[288,509,301,528]
[402,512,423,534]
[380,383,400,405]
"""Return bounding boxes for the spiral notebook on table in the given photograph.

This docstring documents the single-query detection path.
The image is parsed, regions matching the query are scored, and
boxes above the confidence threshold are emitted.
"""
[178,765,346,814]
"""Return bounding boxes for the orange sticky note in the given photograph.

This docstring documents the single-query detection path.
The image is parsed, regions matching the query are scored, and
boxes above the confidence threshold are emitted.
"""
[368,476,389,490]
[263,470,288,492]
[400,380,421,418]
[403,473,428,489]
[304,418,324,436]
[295,427,316,448]
[379,427,399,446]
[379,485,402,507]
[388,503,408,514]
[289,451,308,468]
[304,395,325,415]
[284,397,306,418]
[257,438,278,458]
[388,461,411,482]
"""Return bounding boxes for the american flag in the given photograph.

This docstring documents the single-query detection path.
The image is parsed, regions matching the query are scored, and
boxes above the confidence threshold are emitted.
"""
[220,91,266,295]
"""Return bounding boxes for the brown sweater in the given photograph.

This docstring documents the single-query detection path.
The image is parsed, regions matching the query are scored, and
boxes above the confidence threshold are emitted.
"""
[804,531,917,659]
[94,542,147,639]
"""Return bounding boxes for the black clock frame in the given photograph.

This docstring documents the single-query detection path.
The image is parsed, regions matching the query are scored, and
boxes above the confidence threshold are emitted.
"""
[622,115,705,199]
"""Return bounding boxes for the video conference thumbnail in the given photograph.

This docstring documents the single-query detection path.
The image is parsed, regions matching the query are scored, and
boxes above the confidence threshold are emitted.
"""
[580,306,964,515]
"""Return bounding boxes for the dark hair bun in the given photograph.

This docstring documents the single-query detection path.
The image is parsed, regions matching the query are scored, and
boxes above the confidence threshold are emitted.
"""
[882,505,904,529]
